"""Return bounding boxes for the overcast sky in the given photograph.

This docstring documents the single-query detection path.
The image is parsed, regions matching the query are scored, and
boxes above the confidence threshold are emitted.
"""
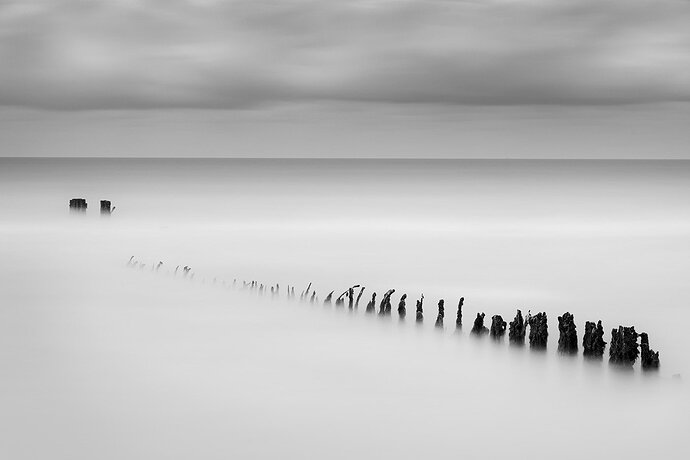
[1,0,689,158]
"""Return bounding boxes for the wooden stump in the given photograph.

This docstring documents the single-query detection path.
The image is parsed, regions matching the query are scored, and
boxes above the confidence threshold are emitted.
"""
[557,312,578,354]
[640,332,660,370]
[398,294,407,319]
[528,312,548,349]
[366,293,377,314]
[582,320,606,358]
[508,309,526,345]
[609,326,639,367]
[100,200,112,215]
[456,297,464,329]
[69,198,87,212]
[489,315,506,339]
[471,312,488,335]
[415,295,424,323]
[435,299,445,328]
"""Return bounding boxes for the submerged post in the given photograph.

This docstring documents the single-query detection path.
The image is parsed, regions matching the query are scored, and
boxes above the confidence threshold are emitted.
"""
[640,332,660,370]
[379,289,395,316]
[347,285,360,310]
[335,292,345,308]
[609,326,639,367]
[528,312,548,349]
[557,312,578,354]
[435,299,445,328]
[398,294,407,319]
[415,294,424,323]
[355,287,365,309]
[508,309,526,345]
[582,320,606,358]
[490,315,506,339]
[100,200,112,215]
[69,198,87,213]
[471,313,488,335]
[366,292,377,314]
[323,291,334,307]
[456,297,464,329]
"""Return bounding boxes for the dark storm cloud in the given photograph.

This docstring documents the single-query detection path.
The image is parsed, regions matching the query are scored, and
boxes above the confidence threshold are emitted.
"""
[0,0,689,109]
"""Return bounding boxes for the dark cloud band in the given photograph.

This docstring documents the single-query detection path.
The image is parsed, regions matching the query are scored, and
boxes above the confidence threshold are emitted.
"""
[1,0,688,109]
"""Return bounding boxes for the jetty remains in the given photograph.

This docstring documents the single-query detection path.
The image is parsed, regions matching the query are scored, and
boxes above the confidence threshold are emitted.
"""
[582,321,606,358]
[490,315,506,339]
[609,326,639,367]
[69,198,87,212]
[640,333,660,370]
[528,312,548,349]
[557,312,578,354]
[435,299,445,328]
[100,200,113,215]
[508,310,526,345]
[471,313,488,335]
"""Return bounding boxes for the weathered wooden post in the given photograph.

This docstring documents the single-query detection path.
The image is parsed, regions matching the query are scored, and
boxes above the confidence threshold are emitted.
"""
[69,198,87,212]
[508,309,526,344]
[435,299,445,328]
[335,292,345,308]
[355,287,365,309]
[639,332,660,370]
[582,320,607,358]
[609,326,639,367]
[557,312,578,354]
[490,315,506,339]
[415,294,424,323]
[366,292,377,314]
[100,200,112,215]
[323,291,334,306]
[347,285,360,310]
[384,291,394,315]
[303,283,312,302]
[471,312,488,335]
[379,289,395,315]
[528,312,548,349]
[456,297,464,329]
[398,294,407,319]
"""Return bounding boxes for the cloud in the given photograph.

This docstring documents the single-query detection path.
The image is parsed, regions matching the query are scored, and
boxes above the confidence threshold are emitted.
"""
[0,0,689,109]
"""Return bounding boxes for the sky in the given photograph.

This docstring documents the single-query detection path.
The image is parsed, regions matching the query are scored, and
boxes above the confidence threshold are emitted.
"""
[1,0,689,158]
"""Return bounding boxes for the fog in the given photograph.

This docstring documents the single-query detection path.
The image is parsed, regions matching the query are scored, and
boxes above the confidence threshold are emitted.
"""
[1,159,689,459]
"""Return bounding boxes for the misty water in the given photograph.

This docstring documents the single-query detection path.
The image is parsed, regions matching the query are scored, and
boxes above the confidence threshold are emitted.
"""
[1,158,689,459]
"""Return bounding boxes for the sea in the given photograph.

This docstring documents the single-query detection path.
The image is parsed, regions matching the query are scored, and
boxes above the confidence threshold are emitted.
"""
[1,158,688,459]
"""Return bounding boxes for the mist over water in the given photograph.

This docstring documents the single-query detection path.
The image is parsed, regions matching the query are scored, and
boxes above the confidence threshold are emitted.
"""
[1,158,689,459]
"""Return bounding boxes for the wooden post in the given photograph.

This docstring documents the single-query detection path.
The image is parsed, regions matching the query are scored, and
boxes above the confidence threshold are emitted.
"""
[435,299,445,328]
[508,309,526,345]
[100,200,112,215]
[398,294,407,319]
[640,332,660,370]
[456,297,464,329]
[528,312,548,349]
[490,315,507,339]
[69,198,87,212]
[366,292,377,314]
[582,320,606,358]
[557,312,578,354]
[609,326,639,367]
[471,312,488,335]
[415,294,424,323]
